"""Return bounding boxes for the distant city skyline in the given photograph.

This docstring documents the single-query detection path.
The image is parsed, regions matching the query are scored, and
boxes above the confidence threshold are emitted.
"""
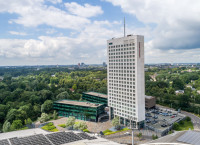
[0,0,200,66]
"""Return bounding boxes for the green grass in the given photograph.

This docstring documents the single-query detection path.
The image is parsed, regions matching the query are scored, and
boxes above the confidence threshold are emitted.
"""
[103,128,130,135]
[41,122,58,132]
[177,121,194,131]
[175,120,194,131]
[83,129,90,133]
[58,124,66,128]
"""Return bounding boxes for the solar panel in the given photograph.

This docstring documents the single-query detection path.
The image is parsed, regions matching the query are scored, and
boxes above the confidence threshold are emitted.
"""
[45,132,83,145]
[19,134,52,145]
[9,137,21,145]
[77,133,97,140]
[0,139,10,145]
[177,131,200,145]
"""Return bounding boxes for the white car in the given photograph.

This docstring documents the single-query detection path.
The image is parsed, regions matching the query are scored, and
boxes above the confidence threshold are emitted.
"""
[124,132,131,135]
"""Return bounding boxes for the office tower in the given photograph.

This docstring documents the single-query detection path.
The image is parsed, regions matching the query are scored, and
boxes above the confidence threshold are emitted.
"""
[103,62,107,67]
[107,35,145,128]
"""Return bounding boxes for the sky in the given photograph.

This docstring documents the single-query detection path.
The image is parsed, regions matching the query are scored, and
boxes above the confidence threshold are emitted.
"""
[0,0,200,66]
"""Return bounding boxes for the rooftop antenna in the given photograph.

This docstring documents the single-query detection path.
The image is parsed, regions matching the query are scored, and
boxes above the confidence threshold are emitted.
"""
[124,17,126,37]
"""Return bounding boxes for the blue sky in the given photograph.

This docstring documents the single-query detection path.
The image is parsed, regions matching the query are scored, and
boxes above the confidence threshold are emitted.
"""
[0,0,200,66]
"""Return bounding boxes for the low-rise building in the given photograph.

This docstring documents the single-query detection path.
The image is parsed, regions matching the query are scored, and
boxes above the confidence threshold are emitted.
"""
[82,92,108,105]
[53,100,105,122]
[145,96,156,109]
[175,90,184,95]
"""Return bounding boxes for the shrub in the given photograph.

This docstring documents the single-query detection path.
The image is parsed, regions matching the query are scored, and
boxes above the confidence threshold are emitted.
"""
[83,129,90,133]
[185,116,191,122]
[66,116,76,128]
[103,129,112,134]
[173,122,180,130]
[179,120,184,125]
[74,122,88,130]
[58,124,66,128]
[152,134,158,140]
[41,122,58,132]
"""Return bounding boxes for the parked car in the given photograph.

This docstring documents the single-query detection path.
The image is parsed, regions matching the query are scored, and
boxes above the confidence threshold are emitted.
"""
[171,115,175,118]
[161,124,167,127]
[146,119,151,123]
[152,120,158,124]
[153,115,158,119]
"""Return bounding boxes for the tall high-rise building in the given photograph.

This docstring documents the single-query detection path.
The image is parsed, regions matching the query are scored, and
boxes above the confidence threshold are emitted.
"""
[107,35,145,128]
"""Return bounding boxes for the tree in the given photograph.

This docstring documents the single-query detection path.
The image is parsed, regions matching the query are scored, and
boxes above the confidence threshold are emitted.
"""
[74,121,88,130]
[38,113,49,123]
[53,110,58,120]
[11,120,23,130]
[173,122,179,130]
[172,78,184,90]
[2,120,11,132]
[152,134,158,140]
[112,116,120,130]
[72,84,77,90]
[179,94,190,109]
[66,116,76,128]
[25,118,32,125]
[186,116,191,121]
[56,91,70,100]
[137,132,142,140]
[41,100,53,113]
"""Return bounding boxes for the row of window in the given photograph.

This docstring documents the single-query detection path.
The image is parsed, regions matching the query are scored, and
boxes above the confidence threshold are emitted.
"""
[109,73,135,77]
[109,59,135,62]
[108,43,135,48]
[109,55,135,59]
[109,66,135,69]
[109,47,135,52]
[109,81,135,85]
[109,92,136,97]
[109,51,135,55]
[109,70,135,73]
[109,62,135,65]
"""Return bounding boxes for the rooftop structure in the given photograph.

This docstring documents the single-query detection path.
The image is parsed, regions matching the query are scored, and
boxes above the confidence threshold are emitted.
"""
[84,92,108,99]
[57,100,102,108]
[82,92,108,105]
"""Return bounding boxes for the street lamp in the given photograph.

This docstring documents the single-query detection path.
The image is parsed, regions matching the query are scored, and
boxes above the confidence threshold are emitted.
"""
[128,116,137,145]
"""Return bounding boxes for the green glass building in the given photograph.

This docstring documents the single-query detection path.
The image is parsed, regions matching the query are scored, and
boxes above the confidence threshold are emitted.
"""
[82,92,108,105]
[53,99,105,122]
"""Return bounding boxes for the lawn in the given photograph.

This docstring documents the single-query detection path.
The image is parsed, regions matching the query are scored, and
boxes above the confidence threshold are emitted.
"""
[58,124,66,128]
[175,120,194,131]
[103,128,130,135]
[41,122,58,132]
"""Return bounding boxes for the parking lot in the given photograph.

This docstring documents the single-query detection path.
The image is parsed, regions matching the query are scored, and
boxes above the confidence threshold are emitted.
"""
[145,107,185,133]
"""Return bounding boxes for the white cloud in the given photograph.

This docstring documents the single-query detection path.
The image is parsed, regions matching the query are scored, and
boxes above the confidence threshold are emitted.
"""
[0,0,90,30]
[9,31,27,36]
[65,2,103,18]
[105,0,200,51]
[46,0,62,4]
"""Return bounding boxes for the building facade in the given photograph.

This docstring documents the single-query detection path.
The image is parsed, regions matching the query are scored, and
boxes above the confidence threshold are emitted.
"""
[53,100,105,122]
[107,35,145,128]
[82,92,108,105]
